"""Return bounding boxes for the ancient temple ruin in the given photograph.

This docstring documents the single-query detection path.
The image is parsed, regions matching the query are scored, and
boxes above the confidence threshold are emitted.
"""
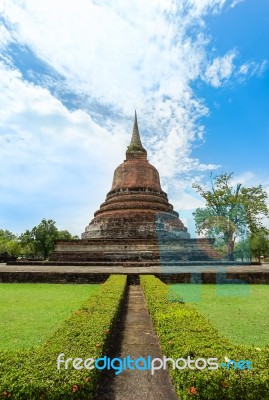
[50,113,218,264]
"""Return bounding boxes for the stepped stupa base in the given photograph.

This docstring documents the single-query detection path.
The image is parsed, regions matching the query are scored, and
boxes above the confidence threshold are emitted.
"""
[49,237,220,263]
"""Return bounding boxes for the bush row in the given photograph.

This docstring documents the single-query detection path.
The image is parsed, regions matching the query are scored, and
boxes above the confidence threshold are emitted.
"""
[140,275,269,400]
[0,275,127,399]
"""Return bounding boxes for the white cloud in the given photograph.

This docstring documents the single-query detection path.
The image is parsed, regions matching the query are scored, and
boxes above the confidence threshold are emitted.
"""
[238,60,268,78]
[231,171,256,186]
[204,53,267,88]
[0,1,225,176]
[187,0,226,16]
[0,23,12,49]
[0,60,127,233]
[204,50,237,87]
[0,1,228,113]
[230,0,245,8]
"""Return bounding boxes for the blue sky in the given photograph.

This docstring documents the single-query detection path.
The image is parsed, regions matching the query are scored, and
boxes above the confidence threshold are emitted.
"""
[0,0,268,237]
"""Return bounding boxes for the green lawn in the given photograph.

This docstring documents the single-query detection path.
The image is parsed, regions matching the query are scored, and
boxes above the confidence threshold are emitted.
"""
[169,284,269,347]
[0,283,99,350]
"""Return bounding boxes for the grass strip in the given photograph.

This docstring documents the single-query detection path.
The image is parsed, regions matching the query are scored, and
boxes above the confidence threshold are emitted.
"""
[140,275,269,400]
[0,275,127,399]
[169,283,269,347]
[0,284,99,350]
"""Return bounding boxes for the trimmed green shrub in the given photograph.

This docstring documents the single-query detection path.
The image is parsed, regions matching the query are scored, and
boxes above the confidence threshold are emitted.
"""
[140,275,269,400]
[0,275,126,399]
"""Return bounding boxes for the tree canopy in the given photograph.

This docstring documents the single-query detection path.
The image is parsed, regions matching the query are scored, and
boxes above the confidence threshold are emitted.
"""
[192,173,269,260]
[249,229,269,263]
[19,219,79,259]
[1,219,78,260]
[19,219,59,259]
[0,229,21,256]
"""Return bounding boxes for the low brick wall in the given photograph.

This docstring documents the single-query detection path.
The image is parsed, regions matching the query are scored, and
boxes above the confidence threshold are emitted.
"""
[157,272,269,284]
[0,271,268,284]
[0,272,110,283]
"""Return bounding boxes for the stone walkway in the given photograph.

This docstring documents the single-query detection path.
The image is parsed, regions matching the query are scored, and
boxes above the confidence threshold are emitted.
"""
[94,283,178,400]
[1,262,269,273]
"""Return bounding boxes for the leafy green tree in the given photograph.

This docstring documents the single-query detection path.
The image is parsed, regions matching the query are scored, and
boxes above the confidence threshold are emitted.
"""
[19,219,58,259]
[233,239,251,262]
[19,219,78,259]
[192,173,269,260]
[57,230,79,240]
[0,229,21,256]
[5,240,22,256]
[0,229,16,241]
[249,229,269,262]
[19,230,36,258]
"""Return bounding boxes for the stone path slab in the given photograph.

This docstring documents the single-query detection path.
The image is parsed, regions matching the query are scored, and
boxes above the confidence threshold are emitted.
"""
[1,262,269,273]
[94,284,178,400]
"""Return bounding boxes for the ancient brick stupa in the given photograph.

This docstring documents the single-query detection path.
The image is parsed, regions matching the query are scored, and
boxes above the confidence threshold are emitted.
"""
[50,112,218,264]
[82,111,190,241]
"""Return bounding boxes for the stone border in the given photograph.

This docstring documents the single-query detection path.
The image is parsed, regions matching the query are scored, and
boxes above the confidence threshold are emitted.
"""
[0,271,269,284]
[156,272,269,284]
[0,272,109,283]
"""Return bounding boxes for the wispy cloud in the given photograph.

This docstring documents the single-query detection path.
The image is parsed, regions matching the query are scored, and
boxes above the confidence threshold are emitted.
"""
[230,0,245,9]
[203,50,237,87]
[238,60,268,78]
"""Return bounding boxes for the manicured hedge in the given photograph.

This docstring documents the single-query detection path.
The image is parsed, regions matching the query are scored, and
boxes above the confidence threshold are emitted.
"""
[140,275,269,400]
[0,275,126,399]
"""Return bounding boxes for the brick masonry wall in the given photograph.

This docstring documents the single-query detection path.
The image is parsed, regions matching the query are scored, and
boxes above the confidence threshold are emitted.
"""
[0,271,268,284]
[0,272,109,283]
[50,238,220,262]
[156,272,269,284]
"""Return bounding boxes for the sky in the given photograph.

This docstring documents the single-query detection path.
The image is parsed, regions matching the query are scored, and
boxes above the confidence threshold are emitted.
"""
[0,0,268,237]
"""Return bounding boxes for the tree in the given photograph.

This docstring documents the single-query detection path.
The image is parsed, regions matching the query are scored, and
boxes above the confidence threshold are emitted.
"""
[19,219,58,259]
[0,229,22,257]
[19,230,36,258]
[19,219,78,259]
[192,173,269,260]
[233,239,251,262]
[57,230,79,240]
[0,229,16,241]
[5,240,22,256]
[249,229,269,263]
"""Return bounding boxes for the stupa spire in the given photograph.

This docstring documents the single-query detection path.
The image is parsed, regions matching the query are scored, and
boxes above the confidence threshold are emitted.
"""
[126,111,147,158]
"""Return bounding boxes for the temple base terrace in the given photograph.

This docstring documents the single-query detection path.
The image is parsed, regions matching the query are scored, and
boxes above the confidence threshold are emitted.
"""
[1,262,269,284]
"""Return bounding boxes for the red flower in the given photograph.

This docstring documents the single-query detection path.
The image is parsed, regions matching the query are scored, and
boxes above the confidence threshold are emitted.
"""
[2,391,11,398]
[189,386,197,395]
[72,385,79,393]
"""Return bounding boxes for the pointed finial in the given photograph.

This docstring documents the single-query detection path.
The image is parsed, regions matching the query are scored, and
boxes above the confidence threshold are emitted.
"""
[132,110,141,144]
[126,111,147,157]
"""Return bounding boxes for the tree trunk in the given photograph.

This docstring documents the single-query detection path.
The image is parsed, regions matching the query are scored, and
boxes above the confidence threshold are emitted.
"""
[227,233,235,261]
